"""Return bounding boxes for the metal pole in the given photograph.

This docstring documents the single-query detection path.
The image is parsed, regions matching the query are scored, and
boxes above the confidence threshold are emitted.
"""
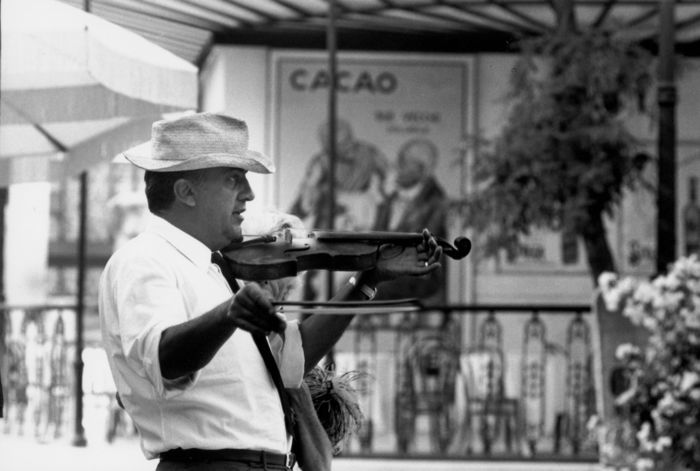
[0,189,6,418]
[0,0,6,419]
[71,0,92,446]
[656,0,677,273]
[72,171,88,446]
[326,0,338,300]
[324,0,339,369]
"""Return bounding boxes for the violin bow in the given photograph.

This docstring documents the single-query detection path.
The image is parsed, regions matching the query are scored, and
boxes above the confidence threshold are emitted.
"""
[272,298,423,315]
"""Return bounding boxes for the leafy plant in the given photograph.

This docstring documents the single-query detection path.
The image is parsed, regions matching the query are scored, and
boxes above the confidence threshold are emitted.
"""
[458,28,654,282]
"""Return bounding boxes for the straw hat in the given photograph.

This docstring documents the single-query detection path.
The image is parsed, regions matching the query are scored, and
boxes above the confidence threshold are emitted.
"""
[121,112,275,173]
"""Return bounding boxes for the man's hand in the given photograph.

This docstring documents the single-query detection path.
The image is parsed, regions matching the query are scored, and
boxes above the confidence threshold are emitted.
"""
[370,228,442,283]
[228,282,286,335]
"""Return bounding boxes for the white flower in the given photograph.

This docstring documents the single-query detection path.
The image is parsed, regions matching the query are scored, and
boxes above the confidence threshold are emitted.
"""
[623,303,646,326]
[635,458,655,471]
[689,387,700,401]
[658,392,674,408]
[682,306,700,329]
[654,290,684,315]
[633,282,658,305]
[653,272,682,291]
[617,276,638,294]
[688,278,700,293]
[616,343,641,360]
[672,254,700,279]
[599,272,622,310]
[654,435,672,452]
[598,272,618,291]
[641,315,658,331]
[681,371,700,392]
[636,422,653,451]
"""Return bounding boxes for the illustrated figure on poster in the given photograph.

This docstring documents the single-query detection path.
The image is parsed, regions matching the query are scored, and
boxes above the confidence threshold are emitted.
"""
[290,118,390,301]
[290,118,389,232]
[373,137,448,305]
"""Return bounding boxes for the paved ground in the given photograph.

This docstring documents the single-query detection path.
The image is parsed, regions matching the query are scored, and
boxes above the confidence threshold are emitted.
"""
[0,435,601,471]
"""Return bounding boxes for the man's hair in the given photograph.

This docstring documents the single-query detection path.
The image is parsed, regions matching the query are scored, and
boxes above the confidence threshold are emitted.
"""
[398,138,439,171]
[144,169,206,213]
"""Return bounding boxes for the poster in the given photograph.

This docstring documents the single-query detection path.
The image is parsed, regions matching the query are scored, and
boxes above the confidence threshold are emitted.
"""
[618,143,700,275]
[270,51,472,303]
[676,145,700,259]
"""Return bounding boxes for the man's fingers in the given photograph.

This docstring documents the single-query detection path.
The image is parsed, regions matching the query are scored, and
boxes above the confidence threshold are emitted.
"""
[231,317,270,335]
[230,306,285,334]
[232,284,286,334]
[429,246,443,264]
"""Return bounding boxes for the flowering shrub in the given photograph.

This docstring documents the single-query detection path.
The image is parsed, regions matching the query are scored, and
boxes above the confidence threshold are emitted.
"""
[597,255,700,469]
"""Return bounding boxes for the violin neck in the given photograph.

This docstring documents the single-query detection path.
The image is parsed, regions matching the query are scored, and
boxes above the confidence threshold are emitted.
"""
[314,230,471,260]
[313,230,424,245]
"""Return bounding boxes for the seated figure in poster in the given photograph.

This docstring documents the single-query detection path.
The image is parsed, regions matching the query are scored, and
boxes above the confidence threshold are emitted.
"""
[373,137,448,306]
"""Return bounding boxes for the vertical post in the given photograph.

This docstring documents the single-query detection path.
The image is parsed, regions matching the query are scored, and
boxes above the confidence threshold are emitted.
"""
[72,171,87,446]
[324,0,338,369]
[72,0,91,445]
[0,0,6,418]
[0,188,7,418]
[656,0,677,273]
[326,0,338,300]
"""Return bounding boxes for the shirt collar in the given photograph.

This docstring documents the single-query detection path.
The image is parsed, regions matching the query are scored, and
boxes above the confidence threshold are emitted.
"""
[396,181,424,200]
[145,214,213,270]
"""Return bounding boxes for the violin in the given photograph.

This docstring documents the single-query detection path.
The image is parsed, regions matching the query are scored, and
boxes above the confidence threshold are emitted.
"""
[221,229,471,281]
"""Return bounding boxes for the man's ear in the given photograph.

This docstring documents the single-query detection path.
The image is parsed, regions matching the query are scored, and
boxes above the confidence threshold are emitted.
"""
[173,178,197,207]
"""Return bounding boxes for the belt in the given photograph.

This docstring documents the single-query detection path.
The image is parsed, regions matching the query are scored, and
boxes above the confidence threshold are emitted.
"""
[160,448,295,468]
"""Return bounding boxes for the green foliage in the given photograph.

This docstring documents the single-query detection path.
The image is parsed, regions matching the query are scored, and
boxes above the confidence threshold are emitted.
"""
[462,29,654,267]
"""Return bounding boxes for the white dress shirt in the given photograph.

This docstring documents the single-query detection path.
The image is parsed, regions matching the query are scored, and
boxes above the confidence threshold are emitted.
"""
[98,214,304,459]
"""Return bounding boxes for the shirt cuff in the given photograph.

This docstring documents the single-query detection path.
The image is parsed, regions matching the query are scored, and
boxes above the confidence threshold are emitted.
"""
[129,320,200,399]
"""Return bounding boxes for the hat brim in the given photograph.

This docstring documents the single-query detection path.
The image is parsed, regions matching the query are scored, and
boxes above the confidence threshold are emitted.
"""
[120,141,275,174]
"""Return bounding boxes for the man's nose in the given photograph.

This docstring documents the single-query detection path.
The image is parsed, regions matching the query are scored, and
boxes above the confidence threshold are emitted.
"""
[240,179,255,201]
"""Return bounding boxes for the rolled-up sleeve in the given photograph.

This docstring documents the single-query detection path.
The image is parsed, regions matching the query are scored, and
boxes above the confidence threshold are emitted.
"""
[113,255,198,398]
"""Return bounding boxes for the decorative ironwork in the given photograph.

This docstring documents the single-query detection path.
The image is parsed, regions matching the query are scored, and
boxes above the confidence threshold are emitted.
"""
[521,312,547,455]
[352,314,376,452]
[462,312,520,455]
[2,307,75,441]
[1,303,597,462]
[565,313,593,454]
[394,316,461,454]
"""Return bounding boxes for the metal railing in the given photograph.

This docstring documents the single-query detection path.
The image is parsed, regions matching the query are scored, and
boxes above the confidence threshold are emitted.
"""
[0,303,597,461]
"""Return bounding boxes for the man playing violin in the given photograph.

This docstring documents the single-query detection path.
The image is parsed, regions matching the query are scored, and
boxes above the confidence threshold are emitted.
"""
[98,112,442,471]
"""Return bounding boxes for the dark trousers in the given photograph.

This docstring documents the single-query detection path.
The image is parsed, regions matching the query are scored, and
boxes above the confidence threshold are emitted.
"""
[156,460,290,471]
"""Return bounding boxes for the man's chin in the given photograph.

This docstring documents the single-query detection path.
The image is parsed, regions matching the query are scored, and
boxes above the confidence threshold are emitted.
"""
[217,234,243,252]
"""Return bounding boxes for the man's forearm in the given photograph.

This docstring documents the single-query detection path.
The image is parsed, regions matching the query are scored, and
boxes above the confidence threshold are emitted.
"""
[158,300,235,379]
[299,270,378,373]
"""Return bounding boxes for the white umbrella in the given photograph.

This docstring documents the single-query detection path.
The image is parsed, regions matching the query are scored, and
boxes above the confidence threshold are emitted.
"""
[0,0,198,184]
[0,0,198,444]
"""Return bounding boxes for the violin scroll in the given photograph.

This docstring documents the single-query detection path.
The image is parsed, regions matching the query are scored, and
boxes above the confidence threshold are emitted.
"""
[439,236,471,260]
